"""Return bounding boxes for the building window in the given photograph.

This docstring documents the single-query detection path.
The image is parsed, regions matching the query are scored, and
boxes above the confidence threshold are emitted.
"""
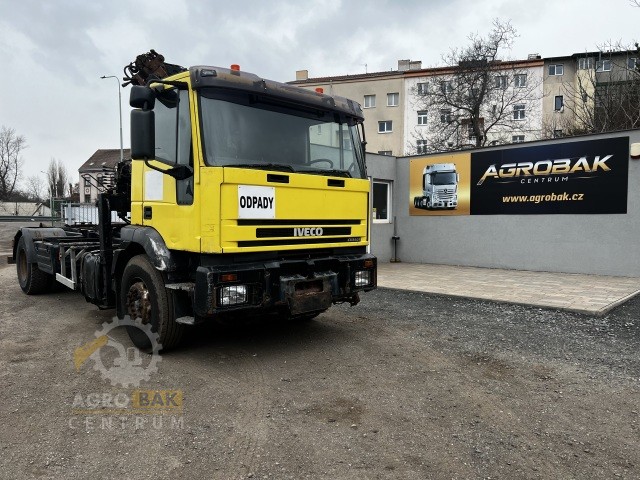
[553,129,563,138]
[495,75,508,89]
[97,174,103,186]
[467,123,475,140]
[514,73,527,87]
[554,95,564,111]
[387,92,399,107]
[578,57,594,70]
[548,64,564,76]
[417,110,428,125]
[596,59,612,72]
[513,104,525,120]
[512,135,525,143]
[377,150,392,156]
[364,95,376,108]
[378,120,392,133]
[628,58,637,70]
[416,140,427,154]
[372,181,391,223]
[417,82,428,95]
[440,108,452,123]
[440,80,453,94]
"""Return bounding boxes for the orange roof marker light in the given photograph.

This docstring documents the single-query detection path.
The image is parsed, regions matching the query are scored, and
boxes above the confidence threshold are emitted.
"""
[230,64,241,71]
[315,87,324,94]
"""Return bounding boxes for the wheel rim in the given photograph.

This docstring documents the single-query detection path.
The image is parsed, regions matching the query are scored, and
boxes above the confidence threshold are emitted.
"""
[126,280,152,324]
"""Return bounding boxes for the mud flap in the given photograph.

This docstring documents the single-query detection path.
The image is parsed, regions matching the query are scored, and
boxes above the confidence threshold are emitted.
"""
[280,272,337,315]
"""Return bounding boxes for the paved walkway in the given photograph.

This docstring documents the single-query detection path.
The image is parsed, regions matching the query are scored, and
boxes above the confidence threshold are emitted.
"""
[377,263,640,316]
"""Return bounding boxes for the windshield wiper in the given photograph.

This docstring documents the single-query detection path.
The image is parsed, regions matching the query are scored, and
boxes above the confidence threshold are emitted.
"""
[227,163,295,172]
[303,169,352,178]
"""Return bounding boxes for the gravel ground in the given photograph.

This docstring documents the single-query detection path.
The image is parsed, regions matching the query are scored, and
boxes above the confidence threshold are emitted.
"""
[1,223,639,479]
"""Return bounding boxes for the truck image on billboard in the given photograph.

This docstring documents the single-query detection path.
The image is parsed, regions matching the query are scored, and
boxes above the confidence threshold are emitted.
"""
[413,163,459,210]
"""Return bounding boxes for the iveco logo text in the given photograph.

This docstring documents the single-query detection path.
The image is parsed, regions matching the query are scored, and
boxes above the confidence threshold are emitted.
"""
[294,227,323,237]
[239,195,274,209]
[477,155,612,186]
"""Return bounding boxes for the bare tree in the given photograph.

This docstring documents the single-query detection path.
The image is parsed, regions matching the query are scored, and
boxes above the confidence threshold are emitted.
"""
[556,47,640,136]
[0,126,26,201]
[47,158,69,198]
[25,175,45,201]
[409,20,542,154]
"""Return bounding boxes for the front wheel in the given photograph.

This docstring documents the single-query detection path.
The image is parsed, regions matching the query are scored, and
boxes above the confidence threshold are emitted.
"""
[120,255,184,352]
[15,236,53,294]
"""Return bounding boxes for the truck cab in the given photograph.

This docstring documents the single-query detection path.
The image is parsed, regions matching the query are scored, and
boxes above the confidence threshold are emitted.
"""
[414,163,459,210]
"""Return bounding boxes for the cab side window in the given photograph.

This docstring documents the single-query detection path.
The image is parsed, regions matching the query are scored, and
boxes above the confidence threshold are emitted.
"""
[154,89,193,205]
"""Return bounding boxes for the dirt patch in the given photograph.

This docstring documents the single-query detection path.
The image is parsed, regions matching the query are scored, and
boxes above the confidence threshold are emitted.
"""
[0,265,639,479]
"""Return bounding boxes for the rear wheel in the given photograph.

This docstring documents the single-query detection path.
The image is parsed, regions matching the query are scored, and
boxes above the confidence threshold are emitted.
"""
[120,255,184,352]
[15,237,53,294]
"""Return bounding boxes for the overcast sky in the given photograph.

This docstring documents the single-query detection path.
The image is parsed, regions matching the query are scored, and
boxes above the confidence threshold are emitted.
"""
[1,0,638,190]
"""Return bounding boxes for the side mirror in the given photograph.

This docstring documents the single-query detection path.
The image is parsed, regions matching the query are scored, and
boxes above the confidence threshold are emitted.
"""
[130,110,155,160]
[165,165,193,180]
[130,85,155,110]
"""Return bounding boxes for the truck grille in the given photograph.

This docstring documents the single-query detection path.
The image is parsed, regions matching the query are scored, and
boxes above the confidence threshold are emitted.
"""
[230,219,363,249]
[238,237,361,247]
[437,191,455,201]
[256,227,351,238]
[237,219,361,226]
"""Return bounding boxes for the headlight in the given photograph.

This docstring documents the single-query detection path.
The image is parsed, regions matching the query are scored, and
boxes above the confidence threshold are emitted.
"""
[354,270,371,287]
[219,285,248,306]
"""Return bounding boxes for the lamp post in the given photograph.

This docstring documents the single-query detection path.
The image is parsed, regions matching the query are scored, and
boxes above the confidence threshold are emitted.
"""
[100,75,124,162]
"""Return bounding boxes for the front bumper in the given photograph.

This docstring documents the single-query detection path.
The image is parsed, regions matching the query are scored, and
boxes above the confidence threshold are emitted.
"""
[433,198,457,209]
[193,253,377,317]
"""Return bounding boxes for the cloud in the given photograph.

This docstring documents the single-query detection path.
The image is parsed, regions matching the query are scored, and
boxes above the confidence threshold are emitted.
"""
[0,0,638,187]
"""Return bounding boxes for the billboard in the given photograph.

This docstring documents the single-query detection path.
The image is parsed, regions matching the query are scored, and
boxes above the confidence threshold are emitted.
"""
[410,137,629,215]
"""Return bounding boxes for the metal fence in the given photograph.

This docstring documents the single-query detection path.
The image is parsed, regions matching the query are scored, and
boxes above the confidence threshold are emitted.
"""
[0,200,129,225]
[61,202,126,225]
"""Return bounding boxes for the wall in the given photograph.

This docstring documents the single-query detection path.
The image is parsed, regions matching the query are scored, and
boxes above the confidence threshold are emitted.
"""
[366,153,397,263]
[367,130,640,277]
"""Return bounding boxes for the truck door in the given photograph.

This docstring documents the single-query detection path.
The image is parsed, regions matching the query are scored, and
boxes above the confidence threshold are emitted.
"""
[141,88,200,253]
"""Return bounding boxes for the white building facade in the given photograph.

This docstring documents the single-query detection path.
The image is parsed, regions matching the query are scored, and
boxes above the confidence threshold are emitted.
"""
[403,59,545,155]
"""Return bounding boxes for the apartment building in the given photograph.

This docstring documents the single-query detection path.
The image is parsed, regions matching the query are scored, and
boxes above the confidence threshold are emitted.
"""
[543,50,640,137]
[291,58,544,156]
[403,58,544,154]
[290,61,422,156]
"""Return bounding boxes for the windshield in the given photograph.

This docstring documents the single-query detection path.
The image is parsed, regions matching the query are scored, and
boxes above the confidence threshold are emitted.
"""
[199,92,365,178]
[432,172,457,185]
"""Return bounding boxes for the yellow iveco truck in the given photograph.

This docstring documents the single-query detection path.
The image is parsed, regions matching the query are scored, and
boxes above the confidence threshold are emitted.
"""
[10,51,377,350]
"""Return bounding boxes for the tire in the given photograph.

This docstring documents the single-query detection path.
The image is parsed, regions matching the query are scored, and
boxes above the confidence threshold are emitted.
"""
[120,255,184,352]
[426,197,432,209]
[15,236,53,294]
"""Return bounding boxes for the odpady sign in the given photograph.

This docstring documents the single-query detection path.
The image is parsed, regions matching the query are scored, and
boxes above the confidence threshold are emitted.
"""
[239,196,274,209]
